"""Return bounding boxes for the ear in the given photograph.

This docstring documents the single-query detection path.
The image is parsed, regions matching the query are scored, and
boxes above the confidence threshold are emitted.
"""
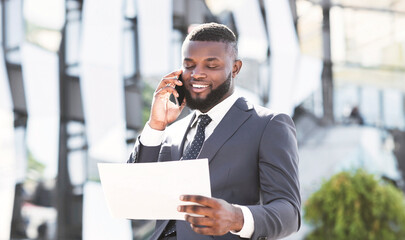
[232,60,242,78]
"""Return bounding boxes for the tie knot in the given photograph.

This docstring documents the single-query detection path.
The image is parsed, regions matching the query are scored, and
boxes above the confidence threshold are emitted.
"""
[198,115,212,128]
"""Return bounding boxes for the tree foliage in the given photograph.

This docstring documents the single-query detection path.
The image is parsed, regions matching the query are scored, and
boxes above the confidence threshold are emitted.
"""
[27,151,45,180]
[304,169,405,240]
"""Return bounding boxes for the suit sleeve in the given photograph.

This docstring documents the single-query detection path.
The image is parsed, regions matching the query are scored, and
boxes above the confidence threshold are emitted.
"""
[247,113,301,240]
[127,123,167,163]
[127,136,162,163]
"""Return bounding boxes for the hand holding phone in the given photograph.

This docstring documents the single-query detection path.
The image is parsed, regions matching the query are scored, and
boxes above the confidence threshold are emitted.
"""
[149,70,185,130]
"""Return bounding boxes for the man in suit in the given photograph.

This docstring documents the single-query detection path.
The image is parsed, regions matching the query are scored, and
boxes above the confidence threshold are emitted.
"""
[128,23,300,240]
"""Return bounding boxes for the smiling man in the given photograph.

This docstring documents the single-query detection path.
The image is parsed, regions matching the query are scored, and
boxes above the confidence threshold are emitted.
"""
[128,23,301,240]
[181,40,236,112]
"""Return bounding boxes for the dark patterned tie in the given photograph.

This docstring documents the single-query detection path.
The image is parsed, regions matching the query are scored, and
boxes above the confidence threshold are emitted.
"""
[161,115,212,238]
[182,114,212,160]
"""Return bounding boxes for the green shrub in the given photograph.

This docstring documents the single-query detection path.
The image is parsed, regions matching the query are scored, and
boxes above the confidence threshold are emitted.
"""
[304,169,405,240]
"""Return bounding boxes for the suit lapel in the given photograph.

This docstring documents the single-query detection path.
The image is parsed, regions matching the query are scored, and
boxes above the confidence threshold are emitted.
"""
[198,98,253,163]
[171,113,196,161]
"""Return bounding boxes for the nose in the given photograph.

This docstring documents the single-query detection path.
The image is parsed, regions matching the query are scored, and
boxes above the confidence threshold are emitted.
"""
[191,67,207,79]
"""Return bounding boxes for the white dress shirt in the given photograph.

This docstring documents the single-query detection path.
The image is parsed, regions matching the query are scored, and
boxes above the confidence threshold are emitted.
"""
[140,93,254,238]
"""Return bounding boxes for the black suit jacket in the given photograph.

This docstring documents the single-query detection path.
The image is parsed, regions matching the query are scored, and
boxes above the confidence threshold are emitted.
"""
[128,98,301,240]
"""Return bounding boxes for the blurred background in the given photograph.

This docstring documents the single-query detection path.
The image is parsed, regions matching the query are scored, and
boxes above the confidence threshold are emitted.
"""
[0,0,404,239]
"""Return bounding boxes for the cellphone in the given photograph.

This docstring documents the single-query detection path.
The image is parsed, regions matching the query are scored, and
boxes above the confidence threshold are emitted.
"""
[174,74,185,105]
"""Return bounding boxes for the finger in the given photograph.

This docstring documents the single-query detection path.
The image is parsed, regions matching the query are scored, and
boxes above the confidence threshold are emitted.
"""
[173,96,186,108]
[161,78,182,86]
[180,195,220,208]
[173,93,187,108]
[156,80,182,92]
[156,83,185,101]
[178,204,213,216]
[185,215,214,227]
[158,70,183,88]
[163,69,182,79]
[155,85,178,97]
[174,93,180,106]
[178,98,187,109]
[162,76,178,80]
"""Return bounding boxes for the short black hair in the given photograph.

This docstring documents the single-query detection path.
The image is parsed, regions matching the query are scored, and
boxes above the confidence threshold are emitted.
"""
[185,22,238,59]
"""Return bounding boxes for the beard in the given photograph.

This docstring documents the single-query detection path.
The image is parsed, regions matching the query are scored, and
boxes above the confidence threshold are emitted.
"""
[185,73,232,112]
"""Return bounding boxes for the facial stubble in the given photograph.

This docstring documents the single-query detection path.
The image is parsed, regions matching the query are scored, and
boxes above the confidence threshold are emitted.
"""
[184,73,232,112]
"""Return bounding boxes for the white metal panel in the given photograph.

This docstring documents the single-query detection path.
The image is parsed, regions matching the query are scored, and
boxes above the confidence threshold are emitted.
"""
[23,0,65,30]
[6,0,24,50]
[265,0,299,56]
[14,127,27,183]
[0,48,12,111]
[0,47,16,240]
[265,0,300,115]
[265,0,322,115]
[330,7,346,63]
[21,43,60,179]
[233,0,268,62]
[80,0,127,163]
[80,66,127,162]
[293,55,322,107]
[137,0,173,76]
[268,53,299,115]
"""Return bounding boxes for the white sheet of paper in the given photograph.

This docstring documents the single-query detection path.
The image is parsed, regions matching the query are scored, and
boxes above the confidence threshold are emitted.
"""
[98,159,211,220]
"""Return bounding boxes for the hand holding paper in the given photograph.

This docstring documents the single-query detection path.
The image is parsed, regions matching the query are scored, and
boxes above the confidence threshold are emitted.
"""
[178,195,244,235]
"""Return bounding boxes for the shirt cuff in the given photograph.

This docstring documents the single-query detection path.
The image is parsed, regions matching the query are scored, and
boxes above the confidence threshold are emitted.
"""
[230,205,255,238]
[139,122,165,146]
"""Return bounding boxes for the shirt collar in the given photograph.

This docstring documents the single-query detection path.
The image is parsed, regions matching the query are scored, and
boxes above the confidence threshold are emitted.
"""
[191,93,239,127]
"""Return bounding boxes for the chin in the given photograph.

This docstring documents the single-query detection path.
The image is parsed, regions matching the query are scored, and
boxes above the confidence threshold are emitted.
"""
[193,95,208,101]
[190,93,209,102]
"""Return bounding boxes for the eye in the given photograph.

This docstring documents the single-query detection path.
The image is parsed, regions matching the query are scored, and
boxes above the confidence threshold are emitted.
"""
[184,65,195,70]
[207,65,218,69]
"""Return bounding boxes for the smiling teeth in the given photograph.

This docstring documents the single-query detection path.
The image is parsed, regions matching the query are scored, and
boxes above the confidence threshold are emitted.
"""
[193,84,208,88]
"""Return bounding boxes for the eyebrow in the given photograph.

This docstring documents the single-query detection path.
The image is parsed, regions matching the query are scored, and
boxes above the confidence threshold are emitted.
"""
[183,57,220,62]
[205,57,220,62]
